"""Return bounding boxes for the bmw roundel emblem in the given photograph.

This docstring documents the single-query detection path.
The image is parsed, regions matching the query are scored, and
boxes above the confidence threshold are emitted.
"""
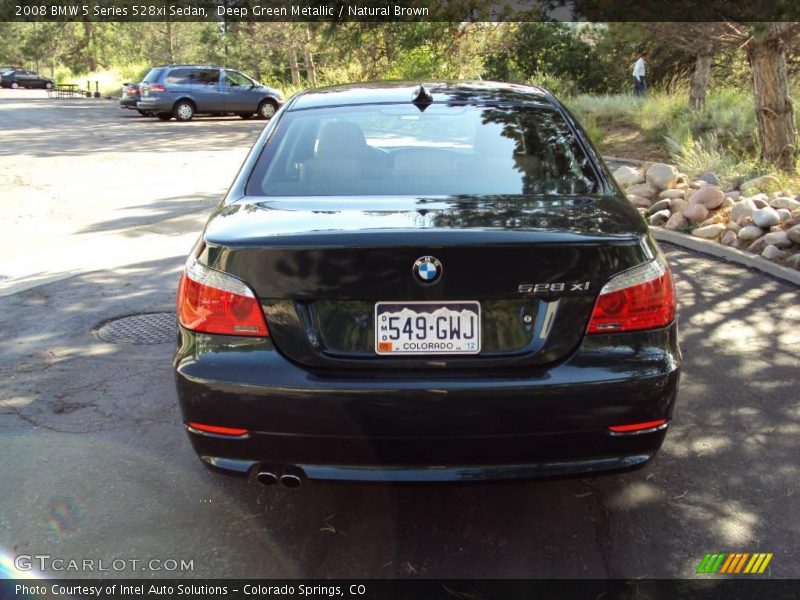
[413,256,442,284]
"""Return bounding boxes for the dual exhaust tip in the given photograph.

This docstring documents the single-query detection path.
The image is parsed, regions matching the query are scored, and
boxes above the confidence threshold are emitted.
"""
[256,467,303,489]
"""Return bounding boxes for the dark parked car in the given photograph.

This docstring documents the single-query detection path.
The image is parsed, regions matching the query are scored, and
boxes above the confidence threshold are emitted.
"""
[174,82,680,487]
[136,64,284,121]
[0,69,55,89]
[120,82,148,114]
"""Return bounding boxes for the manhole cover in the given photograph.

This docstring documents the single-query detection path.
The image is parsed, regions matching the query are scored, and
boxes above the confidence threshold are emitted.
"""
[95,312,176,345]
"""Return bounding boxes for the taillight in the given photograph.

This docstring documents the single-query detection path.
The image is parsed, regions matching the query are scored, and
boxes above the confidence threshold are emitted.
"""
[186,422,249,437]
[177,256,268,336]
[587,254,676,334]
[149,84,166,92]
[608,419,668,435]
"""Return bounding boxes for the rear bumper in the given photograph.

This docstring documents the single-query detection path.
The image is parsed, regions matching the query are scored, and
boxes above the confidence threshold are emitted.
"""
[120,98,138,109]
[174,323,680,482]
[136,98,172,111]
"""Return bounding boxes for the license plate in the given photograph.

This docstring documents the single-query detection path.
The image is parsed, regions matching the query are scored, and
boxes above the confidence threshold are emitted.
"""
[374,301,481,355]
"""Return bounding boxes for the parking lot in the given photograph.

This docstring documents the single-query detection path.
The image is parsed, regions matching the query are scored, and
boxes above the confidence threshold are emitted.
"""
[1,89,799,579]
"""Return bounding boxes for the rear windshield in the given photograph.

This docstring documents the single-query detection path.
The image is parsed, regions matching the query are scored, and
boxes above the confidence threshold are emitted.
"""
[142,68,165,84]
[248,104,598,197]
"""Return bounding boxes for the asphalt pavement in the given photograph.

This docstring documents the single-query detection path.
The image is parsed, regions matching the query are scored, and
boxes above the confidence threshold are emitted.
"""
[0,90,798,579]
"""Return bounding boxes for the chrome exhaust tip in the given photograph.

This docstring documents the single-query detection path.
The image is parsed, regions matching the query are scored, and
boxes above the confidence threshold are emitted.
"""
[256,471,278,486]
[279,473,302,489]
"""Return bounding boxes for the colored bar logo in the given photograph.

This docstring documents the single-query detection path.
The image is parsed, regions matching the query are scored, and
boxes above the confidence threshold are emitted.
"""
[696,552,773,574]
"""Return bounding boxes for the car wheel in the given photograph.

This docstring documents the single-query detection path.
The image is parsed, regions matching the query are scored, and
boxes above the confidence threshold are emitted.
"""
[258,99,278,120]
[10,82,19,89]
[45,82,54,89]
[173,101,195,122]
[156,113,172,121]
[238,113,254,120]
[137,110,150,117]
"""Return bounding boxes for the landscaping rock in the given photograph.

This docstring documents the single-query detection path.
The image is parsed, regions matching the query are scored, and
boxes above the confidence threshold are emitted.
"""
[748,237,768,254]
[726,222,741,233]
[720,230,738,246]
[762,245,788,261]
[738,225,765,241]
[669,198,689,213]
[787,253,800,269]
[725,191,741,202]
[771,196,800,210]
[647,199,671,215]
[627,194,652,208]
[689,185,724,209]
[648,209,671,226]
[627,183,659,199]
[786,225,800,244]
[692,224,725,239]
[721,197,735,210]
[664,212,687,230]
[740,174,780,192]
[764,231,792,248]
[646,163,679,190]
[777,208,792,223]
[683,203,709,224]
[613,165,644,187]
[689,180,708,189]
[698,172,720,186]
[752,207,781,228]
[659,189,685,199]
[730,199,757,222]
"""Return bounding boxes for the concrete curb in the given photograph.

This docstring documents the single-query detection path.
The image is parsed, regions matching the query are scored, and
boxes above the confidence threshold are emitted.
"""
[651,227,800,286]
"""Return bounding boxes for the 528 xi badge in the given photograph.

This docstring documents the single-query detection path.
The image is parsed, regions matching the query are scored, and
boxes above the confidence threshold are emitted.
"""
[518,281,592,294]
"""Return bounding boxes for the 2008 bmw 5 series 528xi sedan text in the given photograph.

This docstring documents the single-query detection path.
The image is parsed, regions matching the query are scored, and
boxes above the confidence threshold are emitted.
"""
[173,81,680,488]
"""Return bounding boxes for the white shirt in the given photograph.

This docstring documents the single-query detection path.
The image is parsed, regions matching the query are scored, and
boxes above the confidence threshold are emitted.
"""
[633,58,646,79]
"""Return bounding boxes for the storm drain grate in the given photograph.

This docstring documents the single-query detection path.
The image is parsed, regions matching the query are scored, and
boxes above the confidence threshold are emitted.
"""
[95,312,176,345]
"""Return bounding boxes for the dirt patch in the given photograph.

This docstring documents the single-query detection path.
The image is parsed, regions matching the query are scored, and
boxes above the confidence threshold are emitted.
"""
[595,123,670,163]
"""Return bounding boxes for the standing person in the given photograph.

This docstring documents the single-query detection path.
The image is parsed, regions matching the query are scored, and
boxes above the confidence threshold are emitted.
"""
[632,52,647,96]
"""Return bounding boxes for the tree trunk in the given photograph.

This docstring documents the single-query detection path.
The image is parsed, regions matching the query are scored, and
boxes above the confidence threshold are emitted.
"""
[689,38,713,111]
[288,46,300,85]
[83,21,97,71]
[747,36,798,173]
[303,27,316,87]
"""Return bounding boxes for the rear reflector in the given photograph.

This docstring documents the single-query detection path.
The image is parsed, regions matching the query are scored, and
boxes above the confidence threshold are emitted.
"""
[187,422,249,437]
[587,253,676,334]
[608,419,668,435]
[177,256,269,337]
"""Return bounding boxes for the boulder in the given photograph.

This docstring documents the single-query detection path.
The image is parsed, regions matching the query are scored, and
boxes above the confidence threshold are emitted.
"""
[740,174,781,192]
[762,245,789,261]
[777,208,792,222]
[770,196,800,210]
[691,224,725,239]
[683,203,709,224]
[647,199,672,215]
[698,172,720,186]
[752,207,781,228]
[689,185,724,209]
[764,231,791,248]
[786,225,800,244]
[664,212,687,230]
[648,209,671,226]
[730,199,757,222]
[646,163,679,190]
[627,183,659,199]
[627,194,652,208]
[613,165,644,187]
[659,189,685,199]
[737,225,765,241]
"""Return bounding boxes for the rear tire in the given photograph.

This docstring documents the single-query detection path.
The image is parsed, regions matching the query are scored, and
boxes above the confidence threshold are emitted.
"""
[257,99,278,120]
[239,113,254,120]
[156,113,172,121]
[45,82,54,90]
[173,100,195,122]
[10,82,19,89]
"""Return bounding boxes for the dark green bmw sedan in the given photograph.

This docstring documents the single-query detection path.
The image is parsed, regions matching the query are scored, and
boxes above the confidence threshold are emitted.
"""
[173,82,680,488]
